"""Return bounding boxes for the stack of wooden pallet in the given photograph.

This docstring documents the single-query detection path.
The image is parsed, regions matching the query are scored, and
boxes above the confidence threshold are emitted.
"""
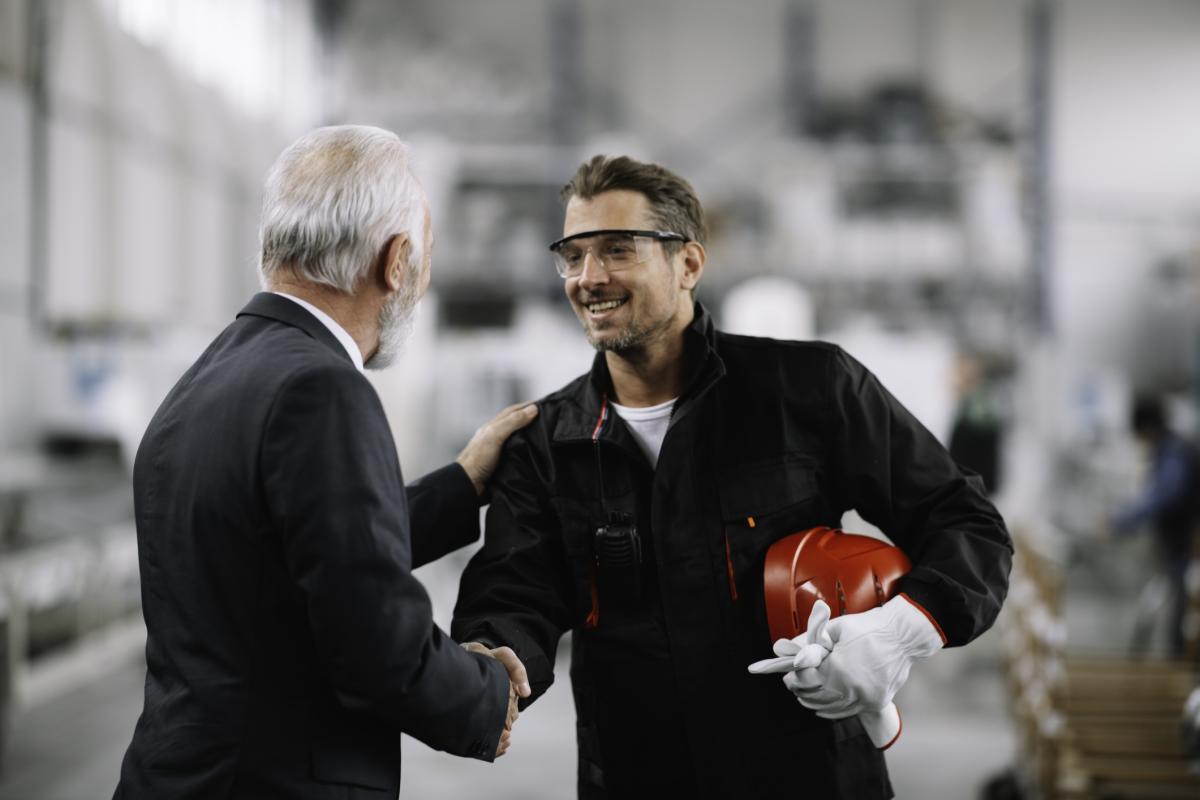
[1003,531,1200,799]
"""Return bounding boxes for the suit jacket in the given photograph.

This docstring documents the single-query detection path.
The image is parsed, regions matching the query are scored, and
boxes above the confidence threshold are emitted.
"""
[115,293,508,799]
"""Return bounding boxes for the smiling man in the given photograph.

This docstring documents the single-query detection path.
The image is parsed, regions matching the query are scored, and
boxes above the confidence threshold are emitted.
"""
[451,155,1012,799]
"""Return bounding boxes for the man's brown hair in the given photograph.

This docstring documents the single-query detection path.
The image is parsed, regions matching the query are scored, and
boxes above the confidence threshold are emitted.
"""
[560,155,707,258]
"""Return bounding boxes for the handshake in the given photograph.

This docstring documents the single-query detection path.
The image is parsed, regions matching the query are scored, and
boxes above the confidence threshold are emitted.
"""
[461,641,531,758]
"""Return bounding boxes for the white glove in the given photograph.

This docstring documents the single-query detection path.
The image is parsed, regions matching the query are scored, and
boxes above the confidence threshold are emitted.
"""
[789,595,943,720]
[747,600,909,749]
[747,599,833,679]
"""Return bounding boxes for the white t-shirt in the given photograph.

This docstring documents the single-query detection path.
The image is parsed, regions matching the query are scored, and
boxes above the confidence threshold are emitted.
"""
[610,398,677,468]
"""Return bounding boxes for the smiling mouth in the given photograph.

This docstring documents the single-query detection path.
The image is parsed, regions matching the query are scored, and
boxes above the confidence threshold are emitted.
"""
[584,298,628,314]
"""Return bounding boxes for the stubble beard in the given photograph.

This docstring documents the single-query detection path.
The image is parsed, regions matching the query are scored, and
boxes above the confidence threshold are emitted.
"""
[586,315,654,354]
[581,301,678,355]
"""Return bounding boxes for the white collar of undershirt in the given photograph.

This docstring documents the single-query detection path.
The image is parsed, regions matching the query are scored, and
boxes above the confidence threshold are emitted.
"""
[609,397,676,419]
[273,291,365,372]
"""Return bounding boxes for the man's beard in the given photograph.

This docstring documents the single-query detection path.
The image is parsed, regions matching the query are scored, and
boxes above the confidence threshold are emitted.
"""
[582,302,675,355]
[364,273,421,370]
[586,317,655,353]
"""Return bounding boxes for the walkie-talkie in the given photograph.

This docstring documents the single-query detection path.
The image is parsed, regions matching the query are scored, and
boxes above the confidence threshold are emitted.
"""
[592,398,642,605]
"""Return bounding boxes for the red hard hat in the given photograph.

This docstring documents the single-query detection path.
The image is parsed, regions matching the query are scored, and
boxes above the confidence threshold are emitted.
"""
[763,526,911,642]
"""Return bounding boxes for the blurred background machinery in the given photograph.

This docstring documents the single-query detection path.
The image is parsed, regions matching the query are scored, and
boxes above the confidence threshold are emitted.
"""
[1,0,1199,797]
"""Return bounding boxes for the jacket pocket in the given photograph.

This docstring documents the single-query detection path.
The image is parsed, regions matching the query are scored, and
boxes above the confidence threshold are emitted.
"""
[716,454,824,601]
[717,453,820,523]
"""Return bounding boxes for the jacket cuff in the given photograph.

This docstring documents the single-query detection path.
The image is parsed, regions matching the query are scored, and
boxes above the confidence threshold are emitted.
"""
[463,653,511,763]
[456,621,554,708]
[442,462,484,507]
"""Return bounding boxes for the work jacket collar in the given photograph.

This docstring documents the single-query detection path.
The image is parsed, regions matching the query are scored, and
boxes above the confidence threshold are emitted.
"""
[553,302,726,444]
[235,292,356,368]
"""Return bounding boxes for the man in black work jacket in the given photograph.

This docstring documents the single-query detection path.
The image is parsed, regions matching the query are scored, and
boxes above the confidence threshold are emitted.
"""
[114,126,536,799]
[452,155,1012,798]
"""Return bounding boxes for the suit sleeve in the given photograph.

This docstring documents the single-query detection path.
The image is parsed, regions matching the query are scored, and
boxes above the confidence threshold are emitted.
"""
[451,419,576,706]
[407,463,481,569]
[261,364,508,760]
[824,347,1013,646]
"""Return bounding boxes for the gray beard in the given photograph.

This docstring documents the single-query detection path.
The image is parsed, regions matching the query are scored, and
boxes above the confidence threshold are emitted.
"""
[365,278,420,370]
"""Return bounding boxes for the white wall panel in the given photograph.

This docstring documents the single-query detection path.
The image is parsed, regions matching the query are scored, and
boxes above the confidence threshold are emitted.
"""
[1051,0,1200,396]
[818,0,925,93]
[0,80,33,448]
[605,0,785,157]
[112,149,176,323]
[929,0,1023,115]
[180,82,239,326]
[44,0,113,322]
[44,117,112,320]
[0,80,28,291]
[0,0,28,80]
[107,23,183,324]
[1056,0,1200,207]
[51,0,112,110]
[183,180,231,326]
[109,29,179,147]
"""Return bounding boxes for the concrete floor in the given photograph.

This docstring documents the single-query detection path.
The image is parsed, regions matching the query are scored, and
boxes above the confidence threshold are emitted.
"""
[0,624,1016,800]
[0,550,1021,800]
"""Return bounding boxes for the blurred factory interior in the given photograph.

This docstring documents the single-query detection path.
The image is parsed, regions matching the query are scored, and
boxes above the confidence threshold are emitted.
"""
[1,0,1200,797]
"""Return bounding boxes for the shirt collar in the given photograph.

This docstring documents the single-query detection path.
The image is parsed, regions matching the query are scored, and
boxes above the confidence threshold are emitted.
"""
[553,302,725,444]
[273,292,365,372]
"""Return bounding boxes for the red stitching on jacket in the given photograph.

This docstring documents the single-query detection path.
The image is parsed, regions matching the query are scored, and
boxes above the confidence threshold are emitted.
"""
[724,531,738,601]
[585,565,600,628]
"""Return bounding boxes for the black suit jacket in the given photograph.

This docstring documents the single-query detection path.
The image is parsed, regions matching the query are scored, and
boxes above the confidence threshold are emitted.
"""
[115,293,508,799]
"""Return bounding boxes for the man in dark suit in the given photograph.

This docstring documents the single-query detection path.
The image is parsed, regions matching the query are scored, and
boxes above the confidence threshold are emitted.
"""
[114,125,535,799]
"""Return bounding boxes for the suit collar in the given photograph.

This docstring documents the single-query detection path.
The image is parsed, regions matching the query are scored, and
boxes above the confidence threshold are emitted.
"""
[272,292,365,371]
[236,292,357,368]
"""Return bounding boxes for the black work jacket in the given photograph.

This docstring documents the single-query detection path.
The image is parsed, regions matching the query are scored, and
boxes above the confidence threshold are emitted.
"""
[452,304,1012,799]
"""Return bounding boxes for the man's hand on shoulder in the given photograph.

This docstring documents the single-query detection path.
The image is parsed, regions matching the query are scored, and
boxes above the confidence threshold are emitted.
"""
[456,403,539,496]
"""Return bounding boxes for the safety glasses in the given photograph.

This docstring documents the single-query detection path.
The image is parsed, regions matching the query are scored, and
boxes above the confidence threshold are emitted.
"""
[548,229,687,278]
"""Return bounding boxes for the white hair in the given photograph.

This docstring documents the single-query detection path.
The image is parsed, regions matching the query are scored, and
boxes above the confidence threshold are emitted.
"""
[258,125,425,294]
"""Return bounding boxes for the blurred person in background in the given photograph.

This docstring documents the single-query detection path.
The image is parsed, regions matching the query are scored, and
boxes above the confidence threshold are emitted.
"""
[452,155,1012,799]
[114,125,536,799]
[947,352,1006,495]
[1111,394,1200,657]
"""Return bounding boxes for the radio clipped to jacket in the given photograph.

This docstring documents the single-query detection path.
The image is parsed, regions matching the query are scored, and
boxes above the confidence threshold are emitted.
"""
[589,395,645,607]
[594,510,642,605]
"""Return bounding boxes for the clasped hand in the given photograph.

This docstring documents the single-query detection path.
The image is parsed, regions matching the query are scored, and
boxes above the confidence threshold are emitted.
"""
[748,596,941,719]
[462,641,531,757]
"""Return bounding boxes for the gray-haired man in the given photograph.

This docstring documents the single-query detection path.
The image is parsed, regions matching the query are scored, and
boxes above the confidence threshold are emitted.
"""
[115,126,535,799]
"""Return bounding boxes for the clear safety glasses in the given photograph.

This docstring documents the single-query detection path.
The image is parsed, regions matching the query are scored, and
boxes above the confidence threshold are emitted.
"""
[548,229,687,278]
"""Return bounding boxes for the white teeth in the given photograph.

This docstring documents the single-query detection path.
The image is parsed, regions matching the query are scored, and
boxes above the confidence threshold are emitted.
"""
[586,299,625,312]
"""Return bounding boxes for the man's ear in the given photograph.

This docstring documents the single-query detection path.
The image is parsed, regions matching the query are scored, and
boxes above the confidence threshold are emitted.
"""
[678,241,706,291]
[381,233,411,292]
